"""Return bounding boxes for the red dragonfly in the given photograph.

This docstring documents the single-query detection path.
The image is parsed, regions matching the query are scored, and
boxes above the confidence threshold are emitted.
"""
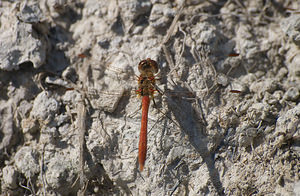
[135,58,159,171]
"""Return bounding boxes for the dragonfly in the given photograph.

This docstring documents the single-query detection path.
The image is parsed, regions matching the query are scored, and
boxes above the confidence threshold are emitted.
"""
[135,58,159,171]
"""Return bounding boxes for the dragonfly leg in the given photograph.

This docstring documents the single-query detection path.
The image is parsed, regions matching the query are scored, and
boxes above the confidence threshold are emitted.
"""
[151,97,180,129]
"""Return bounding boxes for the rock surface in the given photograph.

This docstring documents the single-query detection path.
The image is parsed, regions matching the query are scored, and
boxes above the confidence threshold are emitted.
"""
[0,0,299,195]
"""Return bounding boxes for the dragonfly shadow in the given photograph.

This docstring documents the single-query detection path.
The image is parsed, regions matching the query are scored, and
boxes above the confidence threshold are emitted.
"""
[165,87,225,195]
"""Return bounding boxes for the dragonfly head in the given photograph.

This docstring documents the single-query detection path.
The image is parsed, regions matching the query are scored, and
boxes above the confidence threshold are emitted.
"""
[138,58,159,75]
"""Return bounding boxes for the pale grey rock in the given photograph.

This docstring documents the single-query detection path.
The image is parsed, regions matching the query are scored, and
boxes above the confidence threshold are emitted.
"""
[247,102,272,122]
[21,117,39,135]
[0,4,46,71]
[294,181,300,196]
[7,85,30,105]
[0,103,14,151]
[17,100,33,119]
[16,1,44,23]
[249,78,278,94]
[54,114,70,127]
[83,0,107,17]
[44,153,77,194]
[14,146,39,178]
[281,16,300,78]
[281,15,300,46]
[276,67,288,80]
[286,48,300,78]
[40,127,59,144]
[273,90,284,100]
[283,87,300,102]
[30,91,60,122]
[263,92,279,105]
[2,165,18,189]
[149,3,175,29]
[119,0,152,20]
[273,103,300,148]
[62,90,82,106]
[216,73,229,87]
[47,0,68,18]
[237,126,257,147]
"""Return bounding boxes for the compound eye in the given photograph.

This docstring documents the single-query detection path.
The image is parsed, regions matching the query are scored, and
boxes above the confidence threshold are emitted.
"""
[138,60,148,73]
[138,58,159,74]
[147,59,159,74]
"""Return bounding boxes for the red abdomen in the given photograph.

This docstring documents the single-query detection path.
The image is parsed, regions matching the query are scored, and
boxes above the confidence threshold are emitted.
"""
[138,96,150,171]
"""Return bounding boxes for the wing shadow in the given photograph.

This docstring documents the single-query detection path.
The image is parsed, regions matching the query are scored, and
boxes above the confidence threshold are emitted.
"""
[165,86,224,195]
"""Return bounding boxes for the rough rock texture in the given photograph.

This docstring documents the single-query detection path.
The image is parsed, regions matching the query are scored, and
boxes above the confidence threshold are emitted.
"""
[0,0,299,195]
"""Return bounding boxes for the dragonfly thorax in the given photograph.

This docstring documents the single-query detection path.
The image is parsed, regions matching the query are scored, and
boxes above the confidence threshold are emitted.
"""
[137,76,156,97]
[136,58,158,97]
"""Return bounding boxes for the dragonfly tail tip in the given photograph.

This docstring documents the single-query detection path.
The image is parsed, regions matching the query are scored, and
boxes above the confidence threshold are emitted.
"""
[139,164,144,171]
